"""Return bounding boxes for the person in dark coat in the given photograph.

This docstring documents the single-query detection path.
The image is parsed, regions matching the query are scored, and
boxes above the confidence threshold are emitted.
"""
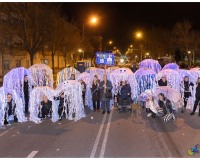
[54,92,65,120]
[181,76,194,113]
[118,80,132,109]
[158,75,168,86]
[91,75,100,112]
[4,93,17,125]
[23,75,29,113]
[99,74,113,114]
[191,77,200,116]
[38,95,52,119]
[158,93,175,122]
[79,79,86,106]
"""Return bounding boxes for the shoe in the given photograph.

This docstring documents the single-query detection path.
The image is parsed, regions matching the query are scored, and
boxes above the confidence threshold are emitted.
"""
[147,113,152,117]
[172,114,176,120]
[102,111,106,114]
[190,112,195,115]
[107,111,110,114]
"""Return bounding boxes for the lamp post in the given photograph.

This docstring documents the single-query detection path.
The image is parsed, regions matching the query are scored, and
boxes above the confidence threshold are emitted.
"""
[82,16,98,59]
[135,31,146,61]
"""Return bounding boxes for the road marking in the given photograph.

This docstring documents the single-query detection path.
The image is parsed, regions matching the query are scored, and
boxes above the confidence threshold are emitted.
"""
[27,151,38,158]
[0,130,9,137]
[90,113,107,158]
[99,109,113,158]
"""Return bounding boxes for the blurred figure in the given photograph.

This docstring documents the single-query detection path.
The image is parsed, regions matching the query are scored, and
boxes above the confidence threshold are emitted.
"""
[181,76,194,113]
[79,79,86,106]
[117,80,132,110]
[91,75,100,112]
[146,95,157,118]
[70,74,75,80]
[4,93,17,125]
[191,77,200,116]
[99,74,113,114]
[158,75,168,86]
[54,92,65,120]
[24,75,29,113]
[131,62,138,73]
[158,93,175,122]
[39,95,52,119]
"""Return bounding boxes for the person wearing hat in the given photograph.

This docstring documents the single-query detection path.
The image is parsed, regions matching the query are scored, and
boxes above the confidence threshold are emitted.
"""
[158,75,168,86]
[190,77,200,116]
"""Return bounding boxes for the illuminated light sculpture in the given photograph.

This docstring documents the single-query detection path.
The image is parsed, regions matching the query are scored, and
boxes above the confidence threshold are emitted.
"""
[139,59,162,73]
[56,67,80,85]
[0,87,27,125]
[162,63,179,71]
[29,64,53,87]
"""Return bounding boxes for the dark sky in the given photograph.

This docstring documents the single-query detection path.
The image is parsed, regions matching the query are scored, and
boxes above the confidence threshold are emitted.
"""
[61,2,200,53]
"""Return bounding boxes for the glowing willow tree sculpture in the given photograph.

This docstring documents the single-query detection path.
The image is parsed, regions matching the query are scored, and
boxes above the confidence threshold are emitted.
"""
[139,59,162,73]
[110,68,138,102]
[29,64,53,87]
[162,63,179,71]
[0,87,27,125]
[56,67,80,85]
[3,67,35,111]
[56,80,86,121]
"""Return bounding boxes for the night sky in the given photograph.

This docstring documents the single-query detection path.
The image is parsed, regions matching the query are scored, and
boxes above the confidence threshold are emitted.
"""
[61,2,200,53]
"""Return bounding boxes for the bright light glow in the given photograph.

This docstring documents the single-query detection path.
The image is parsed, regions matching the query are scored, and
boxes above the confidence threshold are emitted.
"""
[78,49,83,52]
[120,59,124,63]
[146,52,150,56]
[136,32,142,38]
[188,51,191,54]
[135,55,138,58]
[109,41,113,45]
[130,45,133,48]
[90,17,97,24]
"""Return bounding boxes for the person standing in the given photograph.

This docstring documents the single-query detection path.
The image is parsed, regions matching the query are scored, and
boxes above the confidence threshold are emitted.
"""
[79,79,86,106]
[99,74,113,114]
[91,75,100,112]
[190,77,200,116]
[24,75,29,113]
[181,76,194,113]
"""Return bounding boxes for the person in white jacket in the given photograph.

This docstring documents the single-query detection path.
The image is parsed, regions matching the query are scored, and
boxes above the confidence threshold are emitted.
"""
[146,95,158,118]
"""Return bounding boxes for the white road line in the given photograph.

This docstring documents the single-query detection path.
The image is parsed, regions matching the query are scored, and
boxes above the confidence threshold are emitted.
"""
[0,130,9,137]
[99,109,113,158]
[27,151,38,158]
[90,113,107,158]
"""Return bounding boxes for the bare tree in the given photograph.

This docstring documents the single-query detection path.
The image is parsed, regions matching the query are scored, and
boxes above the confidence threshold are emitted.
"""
[0,3,52,65]
[172,20,199,65]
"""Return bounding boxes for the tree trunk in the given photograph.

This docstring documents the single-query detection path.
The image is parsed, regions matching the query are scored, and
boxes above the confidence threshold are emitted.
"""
[30,51,35,66]
[52,51,55,74]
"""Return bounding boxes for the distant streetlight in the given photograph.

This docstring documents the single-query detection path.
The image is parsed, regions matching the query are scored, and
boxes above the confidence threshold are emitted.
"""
[90,17,97,25]
[130,45,133,48]
[188,51,191,54]
[146,52,150,56]
[109,40,113,45]
[78,49,83,52]
[136,32,142,39]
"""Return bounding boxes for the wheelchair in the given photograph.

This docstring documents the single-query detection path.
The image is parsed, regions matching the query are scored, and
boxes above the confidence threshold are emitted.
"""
[115,95,132,114]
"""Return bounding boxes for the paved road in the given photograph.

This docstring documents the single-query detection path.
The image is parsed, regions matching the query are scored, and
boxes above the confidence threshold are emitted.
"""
[0,104,200,158]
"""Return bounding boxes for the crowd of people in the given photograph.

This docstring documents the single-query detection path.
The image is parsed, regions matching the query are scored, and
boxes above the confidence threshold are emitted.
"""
[2,64,200,126]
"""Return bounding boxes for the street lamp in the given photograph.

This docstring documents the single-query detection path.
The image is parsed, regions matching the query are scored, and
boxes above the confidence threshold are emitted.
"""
[109,40,113,45]
[136,32,142,39]
[130,45,133,48]
[135,31,146,61]
[78,49,84,59]
[82,16,99,60]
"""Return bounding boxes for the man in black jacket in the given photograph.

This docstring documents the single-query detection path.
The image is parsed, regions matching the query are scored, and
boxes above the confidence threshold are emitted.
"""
[191,77,200,116]
[158,75,168,86]
[39,95,52,119]
[24,75,29,113]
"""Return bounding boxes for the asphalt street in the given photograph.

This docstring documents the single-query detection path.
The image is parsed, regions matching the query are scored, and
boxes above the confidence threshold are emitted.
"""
[0,104,200,158]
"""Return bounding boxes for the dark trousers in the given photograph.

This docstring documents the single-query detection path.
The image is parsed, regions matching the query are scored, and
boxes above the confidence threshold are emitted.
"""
[93,100,100,111]
[183,92,191,108]
[58,106,64,117]
[192,97,200,114]
[82,92,86,106]
[146,108,156,118]
[101,101,110,111]
[24,96,29,113]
